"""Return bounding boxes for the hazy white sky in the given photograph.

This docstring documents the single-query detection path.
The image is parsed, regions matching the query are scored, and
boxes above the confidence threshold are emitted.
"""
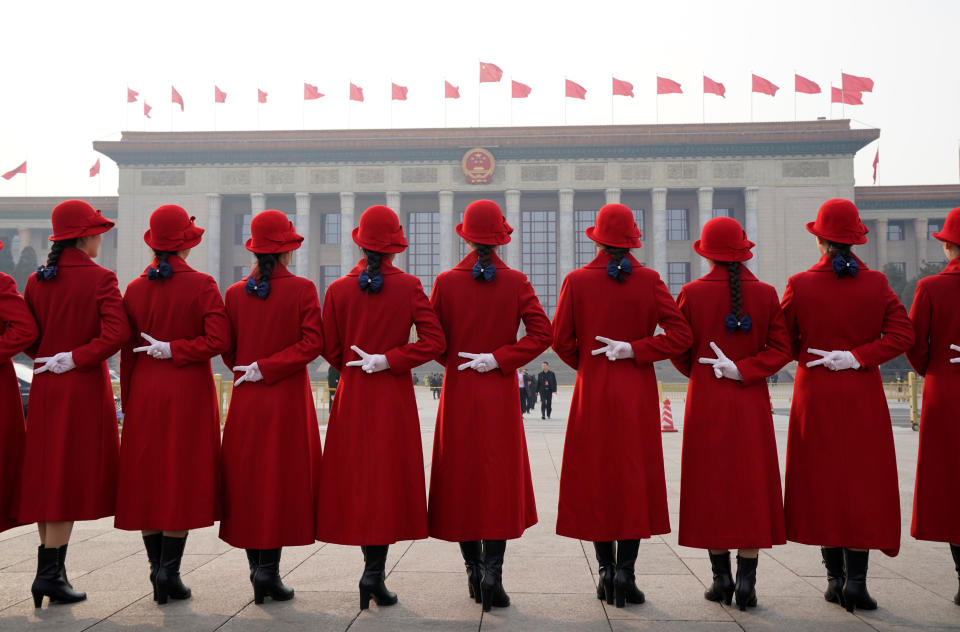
[1,0,957,197]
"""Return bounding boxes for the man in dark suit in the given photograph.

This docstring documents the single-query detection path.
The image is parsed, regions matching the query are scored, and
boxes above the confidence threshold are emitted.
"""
[523,369,537,413]
[518,369,528,414]
[536,362,557,420]
[327,367,341,402]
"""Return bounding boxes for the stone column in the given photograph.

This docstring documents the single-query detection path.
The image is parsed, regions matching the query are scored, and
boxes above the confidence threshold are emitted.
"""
[438,190,455,270]
[386,191,403,269]
[206,194,221,286]
[875,218,889,271]
[651,187,667,278]
[558,189,575,293]
[339,192,356,274]
[295,192,311,277]
[914,216,928,274]
[604,188,621,205]
[250,192,266,215]
[505,189,521,268]
[697,187,714,276]
[744,186,759,274]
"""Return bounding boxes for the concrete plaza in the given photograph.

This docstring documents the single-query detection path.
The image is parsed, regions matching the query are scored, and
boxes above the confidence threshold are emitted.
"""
[0,388,957,631]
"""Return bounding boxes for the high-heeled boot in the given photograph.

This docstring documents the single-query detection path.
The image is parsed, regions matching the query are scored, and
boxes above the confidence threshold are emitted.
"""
[45,544,75,603]
[613,539,645,608]
[142,534,162,601]
[459,541,483,603]
[31,545,86,608]
[251,548,294,604]
[821,546,845,606]
[951,544,960,605]
[734,555,758,610]
[594,541,615,605]
[841,549,877,613]
[704,551,734,605]
[480,540,510,612]
[155,535,192,604]
[359,545,397,610]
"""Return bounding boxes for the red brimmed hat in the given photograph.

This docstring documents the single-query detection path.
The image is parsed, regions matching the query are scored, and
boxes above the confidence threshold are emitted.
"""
[352,205,408,253]
[144,204,204,251]
[456,199,513,245]
[694,216,754,262]
[806,198,869,245]
[931,207,960,245]
[245,209,304,254]
[49,199,115,241]
[585,203,641,249]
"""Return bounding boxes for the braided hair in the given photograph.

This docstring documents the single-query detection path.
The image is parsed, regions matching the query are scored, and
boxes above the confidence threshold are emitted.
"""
[152,249,175,265]
[46,239,77,270]
[254,253,279,285]
[602,245,630,283]
[474,243,493,268]
[725,262,744,319]
[361,249,384,295]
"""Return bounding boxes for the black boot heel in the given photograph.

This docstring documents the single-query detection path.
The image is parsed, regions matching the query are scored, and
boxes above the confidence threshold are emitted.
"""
[359,586,372,610]
[613,539,645,608]
[481,583,492,612]
[251,548,294,604]
[155,535,191,605]
[32,590,43,608]
[613,581,626,608]
[734,555,758,611]
[30,546,86,608]
[705,551,734,606]
[254,584,266,605]
[469,572,481,603]
[601,571,614,605]
[841,549,877,613]
[359,545,397,609]
[480,540,510,612]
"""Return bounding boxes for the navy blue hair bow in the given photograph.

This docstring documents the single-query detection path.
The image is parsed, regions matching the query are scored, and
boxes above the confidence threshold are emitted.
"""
[34,265,57,281]
[606,257,632,281]
[245,276,270,299]
[147,261,173,281]
[358,271,384,293]
[472,261,496,282]
[724,313,753,334]
[832,254,859,278]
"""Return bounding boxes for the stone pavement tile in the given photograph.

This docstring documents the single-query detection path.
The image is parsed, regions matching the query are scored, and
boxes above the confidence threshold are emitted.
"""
[610,622,743,631]
[392,538,470,573]
[503,554,596,594]
[0,588,150,632]
[634,542,693,576]
[0,532,42,571]
[849,577,960,629]
[480,593,610,631]
[0,571,35,611]
[216,590,358,632]
[604,574,734,622]
[359,570,485,623]
[2,537,142,576]
[509,527,587,558]
[85,612,232,631]
[726,596,876,631]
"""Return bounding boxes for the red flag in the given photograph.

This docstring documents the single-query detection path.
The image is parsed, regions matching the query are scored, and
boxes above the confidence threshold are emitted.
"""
[511,80,532,98]
[565,79,587,100]
[126,87,139,103]
[171,86,184,111]
[703,75,725,98]
[657,76,682,95]
[751,74,779,96]
[872,147,879,184]
[612,77,633,97]
[795,74,821,94]
[349,83,364,102]
[214,85,226,103]
[444,81,460,99]
[479,62,503,83]
[144,102,152,118]
[391,83,408,101]
[304,82,323,100]
[831,86,862,105]
[89,158,100,178]
[842,72,874,94]
[258,89,268,104]
[2,161,26,181]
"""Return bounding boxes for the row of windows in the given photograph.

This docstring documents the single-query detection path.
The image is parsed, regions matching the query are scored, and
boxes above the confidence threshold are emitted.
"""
[885,219,946,241]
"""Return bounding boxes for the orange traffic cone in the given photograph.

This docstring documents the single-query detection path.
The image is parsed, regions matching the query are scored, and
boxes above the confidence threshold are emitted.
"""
[660,398,677,432]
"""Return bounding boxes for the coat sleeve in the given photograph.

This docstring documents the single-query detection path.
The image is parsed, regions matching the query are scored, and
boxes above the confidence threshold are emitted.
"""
[320,285,344,371]
[119,297,139,412]
[491,277,553,374]
[428,275,449,367]
[629,275,693,365]
[170,277,232,366]
[905,282,931,376]
[0,273,38,362]
[384,279,446,374]
[850,280,915,369]
[221,289,238,371]
[779,279,802,360]
[72,271,132,371]
[669,289,694,378]
[735,290,792,386]
[551,275,579,370]
[257,283,324,385]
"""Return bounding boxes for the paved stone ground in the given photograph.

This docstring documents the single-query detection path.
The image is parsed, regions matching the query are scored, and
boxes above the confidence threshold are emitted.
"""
[1,388,957,631]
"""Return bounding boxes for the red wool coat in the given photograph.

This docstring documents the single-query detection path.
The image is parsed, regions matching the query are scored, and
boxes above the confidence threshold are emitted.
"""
[672,265,789,549]
[906,257,960,543]
[316,259,445,545]
[428,251,552,542]
[781,253,913,556]
[18,247,130,523]
[553,253,692,542]
[116,256,231,531]
[0,272,38,532]
[219,264,324,549]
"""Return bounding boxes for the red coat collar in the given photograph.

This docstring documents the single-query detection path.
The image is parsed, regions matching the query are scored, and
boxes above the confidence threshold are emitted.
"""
[940,257,960,275]
[454,249,509,271]
[139,254,195,277]
[583,251,641,270]
[698,263,759,282]
[347,257,403,277]
[56,247,97,268]
[809,252,868,272]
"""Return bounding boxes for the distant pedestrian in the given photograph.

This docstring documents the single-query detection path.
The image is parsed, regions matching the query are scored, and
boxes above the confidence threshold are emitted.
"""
[518,369,528,413]
[524,370,536,413]
[536,362,557,419]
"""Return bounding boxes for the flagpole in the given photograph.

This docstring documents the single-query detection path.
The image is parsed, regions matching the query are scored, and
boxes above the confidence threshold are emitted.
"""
[563,79,568,125]
[347,82,352,130]
[793,69,797,121]
[390,79,394,129]
[213,80,217,131]
[840,67,845,119]
[257,81,261,130]
[302,81,305,130]
[125,84,129,130]
[655,74,659,124]
[169,79,173,132]
[509,77,514,126]
[476,58,481,127]
[610,74,614,125]
[750,72,754,122]
[444,85,448,128]
[701,73,705,124]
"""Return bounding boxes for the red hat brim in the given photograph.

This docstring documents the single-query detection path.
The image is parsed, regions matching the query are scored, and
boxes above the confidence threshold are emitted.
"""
[455,222,512,246]
[49,218,115,242]
[143,225,204,252]
[585,226,641,249]
[931,230,960,245]
[245,235,303,254]
[351,226,408,253]
[692,238,754,262]
[805,221,868,245]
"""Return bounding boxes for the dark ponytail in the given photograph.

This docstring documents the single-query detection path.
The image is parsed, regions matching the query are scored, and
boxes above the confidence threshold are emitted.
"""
[601,245,631,283]
[824,240,855,279]
[474,244,493,269]
[725,262,743,319]
[36,238,77,281]
[254,253,279,285]
[147,249,177,281]
[152,249,175,265]
[359,248,385,295]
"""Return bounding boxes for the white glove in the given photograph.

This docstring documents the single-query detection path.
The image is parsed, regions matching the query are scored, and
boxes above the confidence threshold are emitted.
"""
[697,341,743,381]
[457,351,499,373]
[806,348,861,371]
[346,345,390,374]
[233,362,263,386]
[34,352,76,375]
[950,344,960,364]
[591,335,635,361]
[133,332,172,360]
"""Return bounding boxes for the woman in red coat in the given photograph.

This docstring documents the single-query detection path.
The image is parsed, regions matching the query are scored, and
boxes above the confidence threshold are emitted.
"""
[220,209,323,604]
[316,205,445,610]
[116,204,230,604]
[20,199,129,607]
[906,206,960,605]
[0,238,38,533]
[553,204,692,609]
[428,199,552,612]
[782,199,913,613]
[671,217,790,610]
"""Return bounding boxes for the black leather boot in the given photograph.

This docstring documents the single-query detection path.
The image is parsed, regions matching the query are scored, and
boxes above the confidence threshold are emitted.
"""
[734,555,758,610]
[613,539,645,608]
[459,541,483,604]
[245,548,259,582]
[951,544,960,605]
[44,544,75,603]
[252,548,294,604]
[842,549,877,613]
[156,535,192,604]
[480,540,510,612]
[821,546,845,606]
[31,545,86,607]
[704,551,734,605]
[594,541,615,605]
[142,534,162,601]
[359,545,397,610]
